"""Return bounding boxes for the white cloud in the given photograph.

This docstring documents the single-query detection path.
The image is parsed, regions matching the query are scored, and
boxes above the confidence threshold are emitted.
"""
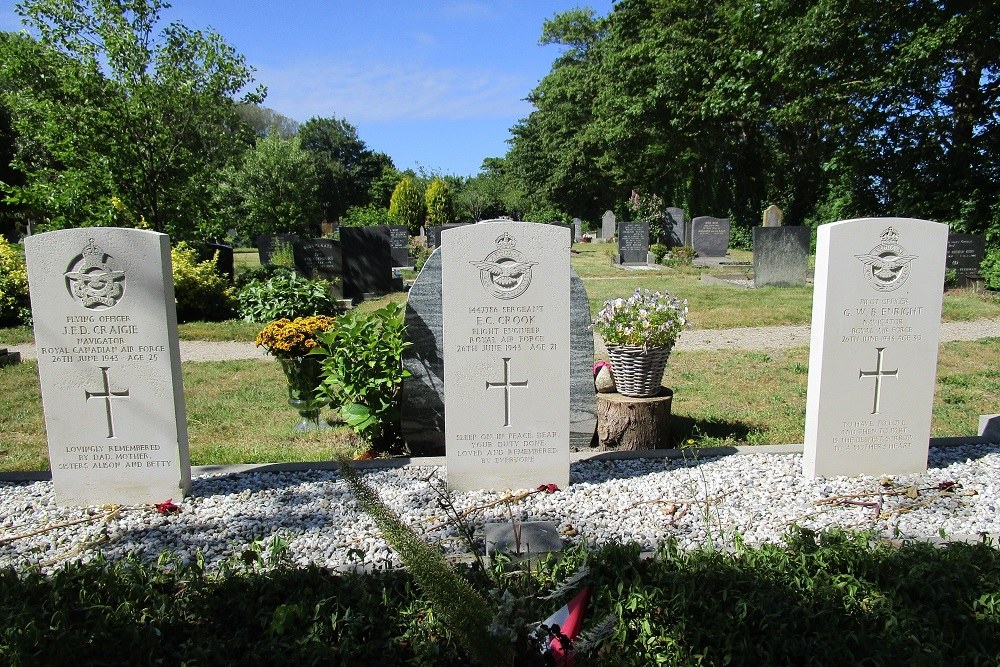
[256,59,532,124]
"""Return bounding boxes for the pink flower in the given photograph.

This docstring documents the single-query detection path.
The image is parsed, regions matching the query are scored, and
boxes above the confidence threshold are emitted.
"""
[155,499,180,515]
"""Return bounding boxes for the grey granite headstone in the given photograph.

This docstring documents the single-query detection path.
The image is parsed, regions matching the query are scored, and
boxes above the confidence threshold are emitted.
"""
[752,226,810,286]
[763,204,784,227]
[980,415,1000,443]
[601,210,616,240]
[691,216,730,257]
[442,221,570,491]
[618,221,650,265]
[24,228,191,506]
[946,233,985,286]
[547,222,574,245]
[340,226,391,299]
[402,247,596,454]
[388,225,412,267]
[665,207,685,247]
[292,238,342,281]
[485,521,562,556]
[573,218,582,241]
[256,233,300,265]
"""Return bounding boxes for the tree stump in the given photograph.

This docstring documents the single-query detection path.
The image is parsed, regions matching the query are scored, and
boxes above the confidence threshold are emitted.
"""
[596,389,673,451]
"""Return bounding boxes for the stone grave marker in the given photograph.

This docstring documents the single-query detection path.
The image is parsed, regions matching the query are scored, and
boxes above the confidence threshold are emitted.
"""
[388,225,412,267]
[573,218,582,241]
[256,233,300,265]
[691,217,730,257]
[946,233,985,286]
[762,204,784,227]
[24,228,191,506]
[403,246,595,454]
[340,226,391,299]
[618,221,650,265]
[441,222,571,491]
[292,238,342,281]
[665,207,685,247]
[601,210,616,240]
[426,223,472,248]
[752,226,810,286]
[804,218,947,477]
[206,242,234,281]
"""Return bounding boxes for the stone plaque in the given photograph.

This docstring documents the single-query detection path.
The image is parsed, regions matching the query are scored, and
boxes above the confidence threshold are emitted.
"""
[340,226,391,299]
[752,226,810,286]
[601,210,616,240]
[665,207,685,247]
[388,225,412,267]
[804,218,947,477]
[292,238,342,281]
[763,204,784,227]
[442,222,570,491]
[24,228,191,506]
[946,233,985,285]
[691,217,730,257]
[618,222,650,265]
[256,233,300,265]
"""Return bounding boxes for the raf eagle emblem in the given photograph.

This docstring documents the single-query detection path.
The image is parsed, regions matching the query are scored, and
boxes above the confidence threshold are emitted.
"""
[471,232,537,300]
[65,239,127,309]
[855,227,916,292]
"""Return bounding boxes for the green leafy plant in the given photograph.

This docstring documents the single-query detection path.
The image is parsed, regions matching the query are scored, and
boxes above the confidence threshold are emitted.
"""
[425,177,454,226]
[666,245,697,266]
[944,267,959,288]
[649,242,668,264]
[982,249,1000,290]
[236,270,337,322]
[592,288,690,350]
[0,236,30,326]
[313,303,410,451]
[171,241,236,323]
[268,239,296,269]
[389,175,425,235]
[341,203,390,227]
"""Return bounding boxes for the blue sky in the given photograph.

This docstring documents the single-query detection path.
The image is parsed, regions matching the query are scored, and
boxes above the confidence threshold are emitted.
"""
[1,1,614,178]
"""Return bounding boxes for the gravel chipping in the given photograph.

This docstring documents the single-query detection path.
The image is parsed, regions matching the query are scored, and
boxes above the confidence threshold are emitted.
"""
[3,445,999,574]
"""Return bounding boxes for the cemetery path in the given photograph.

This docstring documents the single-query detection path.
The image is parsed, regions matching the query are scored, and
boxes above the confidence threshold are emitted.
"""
[9,318,1000,362]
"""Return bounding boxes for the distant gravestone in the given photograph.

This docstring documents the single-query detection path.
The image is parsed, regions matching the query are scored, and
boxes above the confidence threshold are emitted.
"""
[427,223,472,248]
[206,243,234,281]
[804,218,947,477]
[665,207,685,247]
[340,226,392,299]
[24,228,191,506]
[573,218,582,241]
[256,233,300,265]
[762,204,784,228]
[388,225,412,267]
[601,210,616,240]
[441,222,571,491]
[618,221,650,265]
[292,238,342,281]
[402,247,595,454]
[946,233,985,286]
[752,226,810,286]
[691,216,731,257]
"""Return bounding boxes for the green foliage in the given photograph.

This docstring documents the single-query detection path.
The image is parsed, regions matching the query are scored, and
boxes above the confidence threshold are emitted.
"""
[170,242,236,323]
[236,270,337,323]
[649,243,668,264]
[729,223,752,251]
[313,303,410,451]
[0,236,30,326]
[216,133,322,242]
[982,249,1000,290]
[389,175,425,235]
[424,177,454,226]
[341,203,390,227]
[412,243,433,273]
[267,239,295,269]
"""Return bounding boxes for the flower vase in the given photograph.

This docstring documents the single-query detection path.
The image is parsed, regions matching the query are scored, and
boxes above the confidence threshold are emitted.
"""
[606,345,670,398]
[278,356,329,431]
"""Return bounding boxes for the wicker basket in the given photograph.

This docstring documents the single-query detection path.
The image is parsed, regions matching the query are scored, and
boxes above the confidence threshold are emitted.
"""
[606,345,670,397]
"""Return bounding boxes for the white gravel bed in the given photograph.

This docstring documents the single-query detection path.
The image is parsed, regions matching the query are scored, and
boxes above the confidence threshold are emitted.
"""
[2,445,998,575]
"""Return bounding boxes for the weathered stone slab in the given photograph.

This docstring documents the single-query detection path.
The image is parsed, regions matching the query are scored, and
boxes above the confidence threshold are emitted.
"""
[442,221,570,491]
[601,210,616,240]
[691,217,730,257]
[752,226,810,286]
[618,221,649,265]
[763,204,784,227]
[665,207,685,247]
[292,237,342,281]
[484,521,562,555]
[573,218,582,241]
[24,228,191,506]
[804,218,947,477]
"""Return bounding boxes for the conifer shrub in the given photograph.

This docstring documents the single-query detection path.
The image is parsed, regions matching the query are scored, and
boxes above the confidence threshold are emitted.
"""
[170,242,236,323]
[0,236,30,326]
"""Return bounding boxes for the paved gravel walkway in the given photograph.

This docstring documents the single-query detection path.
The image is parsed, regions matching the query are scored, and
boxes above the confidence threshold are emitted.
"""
[9,318,1000,362]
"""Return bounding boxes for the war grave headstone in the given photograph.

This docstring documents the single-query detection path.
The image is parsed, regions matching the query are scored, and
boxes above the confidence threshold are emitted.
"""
[752,226,810,286]
[804,218,947,478]
[256,233,300,265]
[601,210,616,240]
[427,223,472,248]
[618,221,650,265]
[547,221,574,245]
[946,233,985,286]
[691,216,731,257]
[441,222,571,491]
[763,204,784,227]
[402,246,595,454]
[388,225,412,267]
[24,228,192,506]
[665,207,685,247]
[340,226,391,300]
[291,238,342,281]
[206,242,234,281]
[573,218,582,241]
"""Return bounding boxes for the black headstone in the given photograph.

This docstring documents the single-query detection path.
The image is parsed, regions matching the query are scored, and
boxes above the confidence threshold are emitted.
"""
[691,217,730,257]
[256,234,301,265]
[292,238,342,281]
[206,243,234,281]
[618,221,650,264]
[340,226,392,299]
[427,223,472,248]
[752,226,810,286]
[946,233,986,285]
[665,207,685,247]
[388,225,412,267]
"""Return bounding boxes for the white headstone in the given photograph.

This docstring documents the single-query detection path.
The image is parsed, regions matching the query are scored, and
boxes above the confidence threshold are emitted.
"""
[762,204,783,227]
[442,221,570,491]
[804,218,947,477]
[601,210,616,240]
[25,228,192,506]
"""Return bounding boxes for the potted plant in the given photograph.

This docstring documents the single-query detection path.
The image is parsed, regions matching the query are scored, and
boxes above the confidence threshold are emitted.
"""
[256,315,337,430]
[591,288,689,397]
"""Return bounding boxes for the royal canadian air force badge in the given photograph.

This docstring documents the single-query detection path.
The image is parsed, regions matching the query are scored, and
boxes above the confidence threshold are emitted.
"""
[470,232,537,300]
[64,238,126,309]
[855,226,918,292]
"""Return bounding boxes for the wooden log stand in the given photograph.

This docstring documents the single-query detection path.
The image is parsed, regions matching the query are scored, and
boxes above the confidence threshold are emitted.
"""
[596,388,673,451]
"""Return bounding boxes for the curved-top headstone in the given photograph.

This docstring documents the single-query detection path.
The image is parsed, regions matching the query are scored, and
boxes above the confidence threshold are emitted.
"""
[691,216,730,257]
[601,210,616,240]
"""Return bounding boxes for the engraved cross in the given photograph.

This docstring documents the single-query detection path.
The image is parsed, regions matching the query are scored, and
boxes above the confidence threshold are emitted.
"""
[859,348,898,415]
[485,357,528,427]
[85,366,130,438]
